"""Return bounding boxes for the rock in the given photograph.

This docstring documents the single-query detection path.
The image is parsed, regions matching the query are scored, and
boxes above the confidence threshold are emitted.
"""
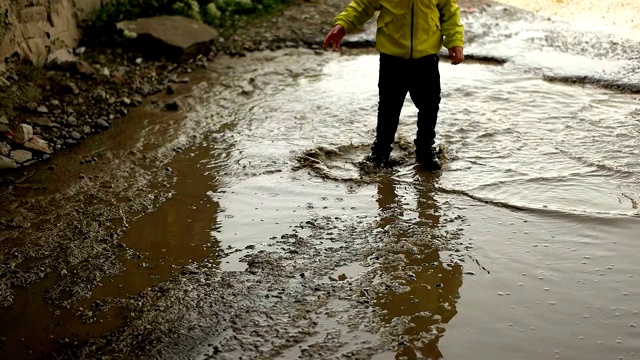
[13,124,33,144]
[66,116,78,126]
[121,98,132,106]
[24,136,52,154]
[93,90,106,100]
[50,100,60,107]
[62,82,80,95]
[100,67,111,77]
[0,77,10,88]
[28,117,54,127]
[36,106,49,114]
[165,100,180,111]
[82,125,91,134]
[0,116,8,125]
[26,102,39,112]
[0,63,5,75]
[75,47,86,55]
[95,119,110,129]
[0,142,10,156]
[5,74,18,82]
[135,58,143,65]
[74,61,96,76]
[10,150,33,163]
[116,16,219,62]
[166,85,175,95]
[0,156,18,170]
[70,131,82,140]
[0,124,9,134]
[46,48,78,70]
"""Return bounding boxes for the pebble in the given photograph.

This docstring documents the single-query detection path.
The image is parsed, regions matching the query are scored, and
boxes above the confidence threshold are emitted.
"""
[95,119,110,129]
[165,100,180,111]
[0,142,9,156]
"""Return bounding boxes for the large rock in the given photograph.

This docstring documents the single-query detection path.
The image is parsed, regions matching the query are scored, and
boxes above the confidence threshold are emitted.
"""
[10,150,33,163]
[0,1,102,66]
[13,124,33,144]
[116,16,219,62]
[46,48,78,70]
[24,136,52,154]
[0,155,18,170]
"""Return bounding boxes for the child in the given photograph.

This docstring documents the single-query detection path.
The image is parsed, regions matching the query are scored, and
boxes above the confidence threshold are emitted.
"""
[322,0,465,170]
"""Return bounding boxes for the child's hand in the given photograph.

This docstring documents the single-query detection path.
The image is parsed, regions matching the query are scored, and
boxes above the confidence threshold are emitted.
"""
[322,25,346,51]
[448,47,464,65]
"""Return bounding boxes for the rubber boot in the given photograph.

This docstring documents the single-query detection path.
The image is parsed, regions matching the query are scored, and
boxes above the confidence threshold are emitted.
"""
[368,141,392,165]
[415,142,441,171]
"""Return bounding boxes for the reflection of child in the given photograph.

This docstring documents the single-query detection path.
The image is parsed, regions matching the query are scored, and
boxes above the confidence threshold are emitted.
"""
[323,0,464,170]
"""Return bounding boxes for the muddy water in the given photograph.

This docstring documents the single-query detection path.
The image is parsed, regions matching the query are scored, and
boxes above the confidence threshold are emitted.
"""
[1,17,639,360]
[187,50,639,359]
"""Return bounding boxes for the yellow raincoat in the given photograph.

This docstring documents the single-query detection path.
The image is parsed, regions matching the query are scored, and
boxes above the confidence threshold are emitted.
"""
[334,0,464,59]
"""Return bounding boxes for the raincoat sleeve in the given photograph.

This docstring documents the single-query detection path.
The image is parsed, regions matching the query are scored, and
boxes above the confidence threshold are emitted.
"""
[333,0,381,34]
[438,0,465,49]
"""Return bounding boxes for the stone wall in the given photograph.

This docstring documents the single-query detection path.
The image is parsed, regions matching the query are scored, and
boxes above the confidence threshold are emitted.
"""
[0,0,102,66]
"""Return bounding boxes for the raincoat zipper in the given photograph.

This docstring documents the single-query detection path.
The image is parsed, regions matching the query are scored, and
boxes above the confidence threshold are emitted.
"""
[410,2,415,59]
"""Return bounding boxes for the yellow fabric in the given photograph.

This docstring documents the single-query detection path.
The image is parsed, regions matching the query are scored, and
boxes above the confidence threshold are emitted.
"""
[334,0,464,59]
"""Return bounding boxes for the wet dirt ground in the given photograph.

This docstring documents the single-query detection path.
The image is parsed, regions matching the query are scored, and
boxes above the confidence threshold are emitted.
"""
[1,2,640,360]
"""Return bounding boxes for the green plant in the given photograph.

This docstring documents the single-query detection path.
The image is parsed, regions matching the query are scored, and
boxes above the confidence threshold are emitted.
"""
[86,0,287,43]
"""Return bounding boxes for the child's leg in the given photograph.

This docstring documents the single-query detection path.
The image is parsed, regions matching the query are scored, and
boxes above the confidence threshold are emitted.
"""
[408,54,441,149]
[372,53,410,160]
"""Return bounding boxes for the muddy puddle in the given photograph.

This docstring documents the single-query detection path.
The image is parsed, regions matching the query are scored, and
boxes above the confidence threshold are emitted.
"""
[191,51,639,359]
[1,8,640,359]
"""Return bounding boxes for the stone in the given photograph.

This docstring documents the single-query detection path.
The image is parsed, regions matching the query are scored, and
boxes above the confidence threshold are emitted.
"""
[93,90,106,100]
[24,136,52,154]
[0,63,5,76]
[0,77,10,88]
[116,16,219,62]
[0,116,8,125]
[82,125,91,134]
[46,48,78,70]
[28,117,54,127]
[75,47,86,55]
[70,131,82,140]
[62,82,80,95]
[74,61,96,76]
[100,67,111,77]
[66,116,78,126]
[36,106,49,114]
[121,98,132,106]
[165,100,180,111]
[0,142,10,156]
[10,150,33,163]
[13,124,33,144]
[0,156,18,170]
[166,85,175,95]
[95,119,110,129]
[0,125,9,134]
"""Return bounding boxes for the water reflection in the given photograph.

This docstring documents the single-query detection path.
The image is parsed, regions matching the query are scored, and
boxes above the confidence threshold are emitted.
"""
[375,170,462,359]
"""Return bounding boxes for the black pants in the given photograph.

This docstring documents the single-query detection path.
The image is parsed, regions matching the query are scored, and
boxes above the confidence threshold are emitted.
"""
[373,53,441,154]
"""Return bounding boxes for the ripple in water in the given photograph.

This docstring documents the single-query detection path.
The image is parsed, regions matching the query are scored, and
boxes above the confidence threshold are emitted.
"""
[294,140,448,183]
